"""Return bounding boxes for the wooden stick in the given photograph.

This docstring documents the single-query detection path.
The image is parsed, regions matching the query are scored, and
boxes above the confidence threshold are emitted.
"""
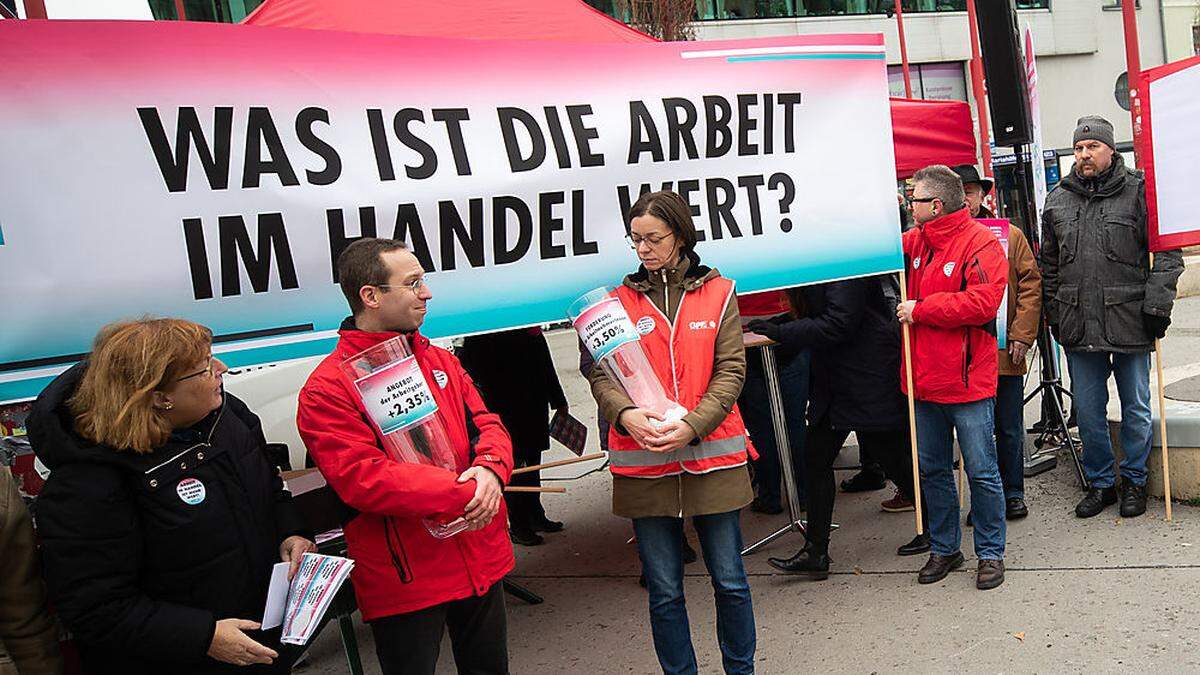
[510,452,606,476]
[898,266,924,535]
[503,486,567,494]
[1149,251,1172,521]
[1155,337,1172,520]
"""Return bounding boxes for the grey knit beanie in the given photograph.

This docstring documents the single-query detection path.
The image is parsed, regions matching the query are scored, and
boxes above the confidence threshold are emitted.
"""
[1073,115,1115,149]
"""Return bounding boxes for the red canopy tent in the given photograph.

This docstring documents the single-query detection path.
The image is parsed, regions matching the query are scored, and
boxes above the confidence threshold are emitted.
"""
[244,0,977,177]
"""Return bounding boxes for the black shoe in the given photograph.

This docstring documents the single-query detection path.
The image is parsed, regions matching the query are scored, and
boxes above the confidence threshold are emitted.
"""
[749,497,784,515]
[531,517,564,533]
[509,528,544,546]
[897,533,931,557]
[840,470,887,493]
[1006,497,1029,520]
[768,544,831,580]
[1075,486,1118,518]
[976,559,1005,590]
[918,551,964,584]
[1119,481,1147,518]
[682,539,698,565]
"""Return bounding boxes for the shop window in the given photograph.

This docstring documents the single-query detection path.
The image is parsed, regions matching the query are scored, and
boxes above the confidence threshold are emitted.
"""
[888,62,968,101]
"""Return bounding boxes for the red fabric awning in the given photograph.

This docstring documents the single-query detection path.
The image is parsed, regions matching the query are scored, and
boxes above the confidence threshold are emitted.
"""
[244,0,654,43]
[890,97,978,179]
[245,0,976,177]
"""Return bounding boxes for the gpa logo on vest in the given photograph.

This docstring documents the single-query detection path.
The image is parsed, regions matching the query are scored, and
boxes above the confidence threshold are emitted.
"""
[688,320,717,330]
[943,262,956,277]
[176,478,206,506]
[636,316,656,335]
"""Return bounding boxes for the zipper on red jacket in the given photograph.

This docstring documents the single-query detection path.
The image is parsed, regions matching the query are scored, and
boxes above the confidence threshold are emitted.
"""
[384,516,413,584]
[961,328,970,387]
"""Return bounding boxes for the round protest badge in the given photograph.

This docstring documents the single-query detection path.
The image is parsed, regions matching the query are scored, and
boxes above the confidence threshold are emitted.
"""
[176,478,206,505]
[433,369,449,389]
[636,316,656,335]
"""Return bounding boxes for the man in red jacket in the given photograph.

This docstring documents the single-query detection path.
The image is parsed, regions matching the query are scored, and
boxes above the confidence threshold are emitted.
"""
[896,165,1009,591]
[297,238,514,674]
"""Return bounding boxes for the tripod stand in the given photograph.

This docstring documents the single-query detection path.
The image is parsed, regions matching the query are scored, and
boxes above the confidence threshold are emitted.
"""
[1023,328,1087,489]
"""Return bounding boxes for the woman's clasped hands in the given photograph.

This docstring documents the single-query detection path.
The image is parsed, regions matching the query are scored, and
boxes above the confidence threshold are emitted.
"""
[618,408,697,454]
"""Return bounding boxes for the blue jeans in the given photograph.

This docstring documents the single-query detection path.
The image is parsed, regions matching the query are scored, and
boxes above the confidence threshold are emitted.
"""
[740,348,809,507]
[915,399,1006,561]
[1064,350,1152,488]
[994,375,1026,500]
[633,511,756,675]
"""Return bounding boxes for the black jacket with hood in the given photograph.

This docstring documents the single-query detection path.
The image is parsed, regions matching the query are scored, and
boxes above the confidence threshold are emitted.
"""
[26,364,308,675]
[1041,154,1184,353]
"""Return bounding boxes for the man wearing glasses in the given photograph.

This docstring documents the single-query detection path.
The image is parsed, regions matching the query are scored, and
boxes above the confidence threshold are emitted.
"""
[896,165,1009,590]
[297,238,515,675]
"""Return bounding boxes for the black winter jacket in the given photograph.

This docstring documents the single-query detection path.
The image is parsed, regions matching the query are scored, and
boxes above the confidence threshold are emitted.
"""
[1041,154,1184,353]
[457,328,567,451]
[27,364,308,675]
[775,278,906,432]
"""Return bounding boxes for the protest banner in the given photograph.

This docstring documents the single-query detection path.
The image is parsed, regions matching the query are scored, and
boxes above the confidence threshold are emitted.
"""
[1140,55,1200,253]
[0,21,902,402]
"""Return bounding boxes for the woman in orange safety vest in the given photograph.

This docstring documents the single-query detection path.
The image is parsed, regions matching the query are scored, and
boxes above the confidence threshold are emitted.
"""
[588,190,757,675]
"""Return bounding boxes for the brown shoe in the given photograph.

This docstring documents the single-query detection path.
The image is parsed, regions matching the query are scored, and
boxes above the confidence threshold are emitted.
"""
[880,488,915,513]
[976,559,1005,590]
[917,551,964,584]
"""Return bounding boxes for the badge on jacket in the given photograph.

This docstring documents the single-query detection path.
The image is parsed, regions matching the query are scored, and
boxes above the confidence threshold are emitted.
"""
[913,257,921,269]
[432,369,448,389]
[943,262,956,277]
[177,478,206,505]
[636,316,656,335]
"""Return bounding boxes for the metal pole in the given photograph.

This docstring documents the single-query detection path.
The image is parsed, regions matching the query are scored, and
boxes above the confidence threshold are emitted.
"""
[965,0,994,181]
[893,0,914,98]
[741,343,811,556]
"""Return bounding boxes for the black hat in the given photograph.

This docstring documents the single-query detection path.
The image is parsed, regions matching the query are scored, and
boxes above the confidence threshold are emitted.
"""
[950,164,994,194]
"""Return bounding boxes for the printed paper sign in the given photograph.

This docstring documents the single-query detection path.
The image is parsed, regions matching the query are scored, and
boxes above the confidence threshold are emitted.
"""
[573,297,640,363]
[354,355,438,435]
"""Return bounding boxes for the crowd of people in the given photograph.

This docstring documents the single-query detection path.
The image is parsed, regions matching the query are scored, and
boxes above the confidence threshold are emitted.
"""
[0,113,1185,675]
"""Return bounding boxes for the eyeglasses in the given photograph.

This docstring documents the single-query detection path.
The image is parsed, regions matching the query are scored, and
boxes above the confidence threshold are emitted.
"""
[377,277,427,293]
[176,356,218,383]
[626,232,674,249]
[909,197,938,204]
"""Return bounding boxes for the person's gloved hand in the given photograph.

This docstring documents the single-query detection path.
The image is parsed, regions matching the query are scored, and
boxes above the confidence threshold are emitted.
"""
[1143,312,1171,340]
[746,318,783,343]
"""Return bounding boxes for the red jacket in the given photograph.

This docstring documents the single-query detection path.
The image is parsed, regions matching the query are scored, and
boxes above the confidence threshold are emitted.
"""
[902,208,1008,404]
[297,321,514,620]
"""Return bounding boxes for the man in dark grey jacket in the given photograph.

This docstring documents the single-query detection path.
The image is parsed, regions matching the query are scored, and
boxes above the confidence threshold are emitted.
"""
[1040,115,1184,519]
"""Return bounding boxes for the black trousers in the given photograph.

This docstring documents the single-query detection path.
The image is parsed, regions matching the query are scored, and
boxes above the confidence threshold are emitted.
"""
[804,413,926,550]
[506,443,547,530]
[371,582,509,675]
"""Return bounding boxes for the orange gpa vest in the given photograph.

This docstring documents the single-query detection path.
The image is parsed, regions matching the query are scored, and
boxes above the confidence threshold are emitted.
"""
[606,276,753,478]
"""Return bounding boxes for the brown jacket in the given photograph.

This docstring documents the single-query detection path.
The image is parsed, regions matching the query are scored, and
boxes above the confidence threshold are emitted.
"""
[589,253,752,519]
[0,467,63,675]
[999,225,1042,376]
